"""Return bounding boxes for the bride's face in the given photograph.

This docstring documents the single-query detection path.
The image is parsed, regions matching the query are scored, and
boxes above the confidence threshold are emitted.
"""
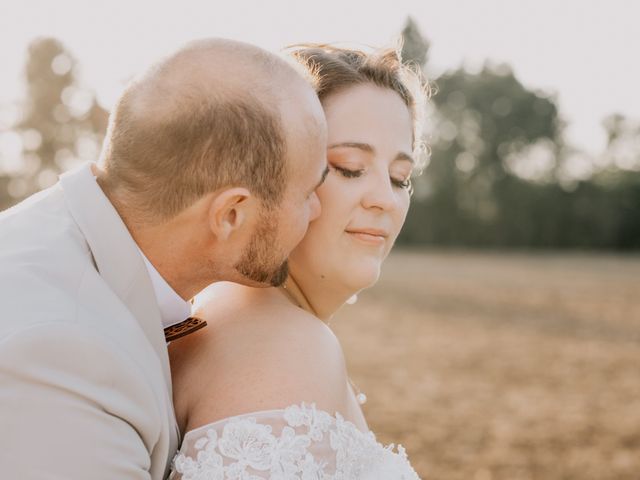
[288,83,414,292]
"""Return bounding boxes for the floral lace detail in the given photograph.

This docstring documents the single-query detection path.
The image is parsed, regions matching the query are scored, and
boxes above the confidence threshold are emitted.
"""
[170,402,420,479]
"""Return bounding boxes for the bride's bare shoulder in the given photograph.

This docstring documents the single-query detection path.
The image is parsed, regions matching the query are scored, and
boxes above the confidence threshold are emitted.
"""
[168,282,350,434]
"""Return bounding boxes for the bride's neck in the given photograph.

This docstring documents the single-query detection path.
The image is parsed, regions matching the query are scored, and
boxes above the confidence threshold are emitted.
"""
[280,271,355,323]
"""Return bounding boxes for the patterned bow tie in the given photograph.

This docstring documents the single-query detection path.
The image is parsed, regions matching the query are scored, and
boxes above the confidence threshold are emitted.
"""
[164,316,207,342]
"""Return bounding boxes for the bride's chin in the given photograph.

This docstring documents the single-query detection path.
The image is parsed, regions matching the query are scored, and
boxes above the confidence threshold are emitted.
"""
[289,255,382,294]
[339,263,382,292]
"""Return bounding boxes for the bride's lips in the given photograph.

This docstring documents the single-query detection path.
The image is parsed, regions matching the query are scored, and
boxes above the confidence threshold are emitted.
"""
[345,228,388,246]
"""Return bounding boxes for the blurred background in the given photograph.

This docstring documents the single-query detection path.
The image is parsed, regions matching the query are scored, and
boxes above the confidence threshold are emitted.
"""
[1,1,639,478]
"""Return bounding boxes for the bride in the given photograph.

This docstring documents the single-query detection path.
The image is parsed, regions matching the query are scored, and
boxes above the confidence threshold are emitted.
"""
[168,44,427,479]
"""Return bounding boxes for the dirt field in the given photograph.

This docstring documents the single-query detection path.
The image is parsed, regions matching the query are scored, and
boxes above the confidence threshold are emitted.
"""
[330,249,640,480]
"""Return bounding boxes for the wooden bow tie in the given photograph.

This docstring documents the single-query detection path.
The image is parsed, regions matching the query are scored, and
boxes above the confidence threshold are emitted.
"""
[164,316,207,342]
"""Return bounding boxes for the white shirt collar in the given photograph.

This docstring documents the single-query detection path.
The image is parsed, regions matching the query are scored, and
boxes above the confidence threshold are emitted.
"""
[137,248,192,329]
[86,165,191,329]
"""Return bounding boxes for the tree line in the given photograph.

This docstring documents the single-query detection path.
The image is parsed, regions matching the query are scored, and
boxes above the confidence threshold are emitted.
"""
[1,21,639,249]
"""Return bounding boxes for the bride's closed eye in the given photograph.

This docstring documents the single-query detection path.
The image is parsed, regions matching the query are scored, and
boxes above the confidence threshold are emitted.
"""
[333,165,412,190]
[333,165,364,178]
[392,177,411,189]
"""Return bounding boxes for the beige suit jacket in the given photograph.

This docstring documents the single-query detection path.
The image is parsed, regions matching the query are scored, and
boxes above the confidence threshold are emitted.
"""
[0,162,180,479]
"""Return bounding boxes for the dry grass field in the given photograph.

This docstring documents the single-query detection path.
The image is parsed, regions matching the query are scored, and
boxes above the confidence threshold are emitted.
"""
[331,249,640,480]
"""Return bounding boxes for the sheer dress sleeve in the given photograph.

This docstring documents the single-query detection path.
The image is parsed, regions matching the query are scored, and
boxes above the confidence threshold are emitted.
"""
[169,401,421,479]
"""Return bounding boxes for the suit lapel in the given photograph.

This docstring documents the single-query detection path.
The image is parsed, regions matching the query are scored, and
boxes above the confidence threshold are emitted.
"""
[59,162,179,453]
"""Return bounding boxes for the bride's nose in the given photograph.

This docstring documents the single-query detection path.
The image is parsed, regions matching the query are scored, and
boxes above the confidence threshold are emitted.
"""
[361,171,396,212]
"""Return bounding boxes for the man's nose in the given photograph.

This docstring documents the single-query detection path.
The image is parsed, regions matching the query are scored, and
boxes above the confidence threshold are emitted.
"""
[309,191,322,221]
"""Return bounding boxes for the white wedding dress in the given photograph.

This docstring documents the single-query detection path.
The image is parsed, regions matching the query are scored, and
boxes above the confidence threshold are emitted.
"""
[168,400,421,479]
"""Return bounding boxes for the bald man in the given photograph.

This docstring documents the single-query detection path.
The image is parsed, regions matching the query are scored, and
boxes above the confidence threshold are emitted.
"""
[0,39,328,479]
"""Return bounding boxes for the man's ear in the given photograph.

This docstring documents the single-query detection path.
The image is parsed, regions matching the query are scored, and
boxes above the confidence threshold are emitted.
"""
[207,187,254,240]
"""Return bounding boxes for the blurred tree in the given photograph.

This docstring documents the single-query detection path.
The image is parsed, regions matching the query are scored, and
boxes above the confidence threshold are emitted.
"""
[400,59,563,246]
[401,17,430,67]
[602,113,640,172]
[0,175,10,210]
[2,29,638,248]
[1,37,108,209]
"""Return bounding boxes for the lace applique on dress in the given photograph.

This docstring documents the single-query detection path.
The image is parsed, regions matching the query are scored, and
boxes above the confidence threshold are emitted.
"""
[169,401,421,479]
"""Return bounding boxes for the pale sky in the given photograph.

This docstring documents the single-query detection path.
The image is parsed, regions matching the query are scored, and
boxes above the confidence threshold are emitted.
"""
[1,0,639,155]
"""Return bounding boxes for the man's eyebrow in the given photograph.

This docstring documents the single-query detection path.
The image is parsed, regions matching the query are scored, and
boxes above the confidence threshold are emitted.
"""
[329,142,415,164]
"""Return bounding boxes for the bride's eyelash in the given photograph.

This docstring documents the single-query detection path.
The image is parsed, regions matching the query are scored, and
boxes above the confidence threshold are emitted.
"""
[334,165,412,191]
[333,166,364,178]
[392,178,412,189]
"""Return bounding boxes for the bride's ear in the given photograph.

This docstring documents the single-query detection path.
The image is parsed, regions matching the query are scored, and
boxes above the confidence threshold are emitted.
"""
[207,187,254,240]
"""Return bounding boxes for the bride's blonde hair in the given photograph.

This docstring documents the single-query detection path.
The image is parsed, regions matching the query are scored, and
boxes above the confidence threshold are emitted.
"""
[285,42,431,174]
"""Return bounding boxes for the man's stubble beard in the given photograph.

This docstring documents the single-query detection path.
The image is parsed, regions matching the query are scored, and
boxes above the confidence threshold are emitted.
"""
[233,208,290,287]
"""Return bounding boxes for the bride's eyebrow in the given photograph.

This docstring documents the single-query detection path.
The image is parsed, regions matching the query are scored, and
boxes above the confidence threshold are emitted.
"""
[328,142,374,153]
[395,152,415,165]
[328,142,415,165]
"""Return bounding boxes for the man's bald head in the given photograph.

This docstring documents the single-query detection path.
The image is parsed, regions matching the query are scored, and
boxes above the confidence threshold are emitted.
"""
[99,38,323,222]
[127,39,299,123]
